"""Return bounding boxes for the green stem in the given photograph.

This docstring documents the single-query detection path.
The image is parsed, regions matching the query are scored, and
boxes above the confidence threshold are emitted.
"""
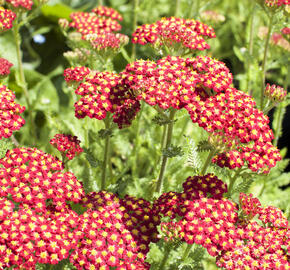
[101,116,111,190]
[155,109,176,194]
[12,22,36,143]
[273,64,289,147]
[227,167,242,196]
[132,105,143,177]
[194,0,201,19]
[181,244,192,261]
[174,0,181,17]
[131,0,139,60]
[260,13,274,109]
[246,3,256,95]
[200,148,216,175]
[158,243,172,270]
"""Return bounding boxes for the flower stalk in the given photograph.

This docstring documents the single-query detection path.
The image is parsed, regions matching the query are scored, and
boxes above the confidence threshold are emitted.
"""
[101,115,111,190]
[260,13,274,109]
[12,22,36,143]
[201,148,216,175]
[155,109,176,194]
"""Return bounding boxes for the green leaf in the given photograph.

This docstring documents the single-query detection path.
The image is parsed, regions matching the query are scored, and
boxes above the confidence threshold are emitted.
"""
[0,139,13,159]
[41,4,76,21]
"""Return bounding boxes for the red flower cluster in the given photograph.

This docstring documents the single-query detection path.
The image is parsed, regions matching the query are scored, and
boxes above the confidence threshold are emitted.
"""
[123,55,232,110]
[50,134,83,160]
[70,11,122,35]
[0,7,16,31]
[264,0,289,7]
[0,58,13,78]
[64,67,140,128]
[132,17,215,51]
[120,55,281,172]
[84,32,129,52]
[216,195,289,270]
[0,207,80,268]
[281,27,290,37]
[68,9,127,53]
[155,176,289,269]
[63,66,91,85]
[0,147,85,212]
[239,192,261,219]
[264,83,287,103]
[92,6,123,21]
[5,0,34,10]
[72,191,157,269]
[0,84,25,139]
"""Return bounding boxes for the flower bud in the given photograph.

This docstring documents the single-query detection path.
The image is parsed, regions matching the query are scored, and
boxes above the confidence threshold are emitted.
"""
[264,83,287,103]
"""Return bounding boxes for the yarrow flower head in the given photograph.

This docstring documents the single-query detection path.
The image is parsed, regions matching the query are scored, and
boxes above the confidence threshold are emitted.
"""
[154,175,290,269]
[50,134,83,160]
[0,7,16,32]
[92,6,123,21]
[0,84,25,139]
[67,9,127,56]
[264,83,287,103]
[132,17,216,52]
[0,58,13,78]
[0,207,80,268]
[64,67,140,128]
[0,147,85,212]
[5,0,34,10]
[264,0,289,7]
[72,191,157,269]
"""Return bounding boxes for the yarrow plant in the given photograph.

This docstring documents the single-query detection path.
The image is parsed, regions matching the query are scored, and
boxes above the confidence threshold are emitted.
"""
[0,1,288,270]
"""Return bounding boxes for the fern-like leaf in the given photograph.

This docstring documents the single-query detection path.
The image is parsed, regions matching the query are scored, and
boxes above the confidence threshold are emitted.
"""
[197,140,213,152]
[232,177,254,194]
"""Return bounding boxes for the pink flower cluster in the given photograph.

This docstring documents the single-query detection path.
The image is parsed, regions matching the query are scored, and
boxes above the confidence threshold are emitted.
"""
[0,84,25,139]
[50,134,83,160]
[0,58,13,78]
[132,17,216,51]
[0,7,16,31]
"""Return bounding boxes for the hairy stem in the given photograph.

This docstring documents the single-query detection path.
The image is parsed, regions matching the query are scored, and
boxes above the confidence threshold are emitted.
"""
[181,243,192,261]
[174,0,181,17]
[201,148,216,175]
[131,0,139,60]
[227,167,242,196]
[158,243,172,270]
[155,109,176,194]
[101,116,111,190]
[12,22,36,143]
[246,3,256,95]
[260,14,274,109]
[273,64,289,147]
